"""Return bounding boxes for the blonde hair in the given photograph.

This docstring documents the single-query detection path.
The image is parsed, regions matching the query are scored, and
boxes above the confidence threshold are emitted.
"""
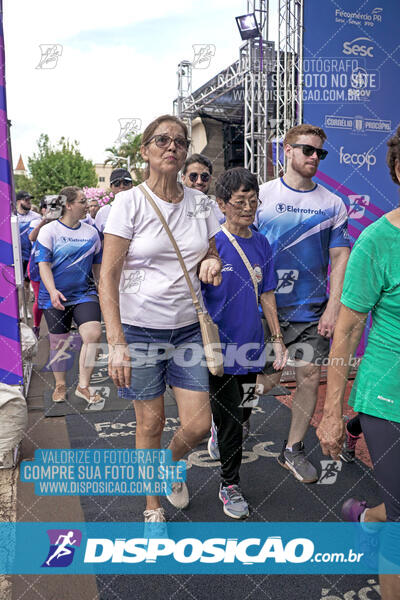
[284,124,327,146]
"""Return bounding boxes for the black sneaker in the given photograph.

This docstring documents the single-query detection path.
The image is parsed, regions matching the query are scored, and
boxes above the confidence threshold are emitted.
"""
[339,429,360,463]
[277,440,318,483]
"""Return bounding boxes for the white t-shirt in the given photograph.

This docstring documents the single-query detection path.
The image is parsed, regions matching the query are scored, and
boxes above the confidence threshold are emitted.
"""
[104,183,220,329]
[94,204,112,233]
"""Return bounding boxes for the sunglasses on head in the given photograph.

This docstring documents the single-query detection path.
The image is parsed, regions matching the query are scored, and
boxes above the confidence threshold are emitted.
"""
[290,144,328,160]
[146,134,190,151]
[188,172,210,183]
[111,178,132,187]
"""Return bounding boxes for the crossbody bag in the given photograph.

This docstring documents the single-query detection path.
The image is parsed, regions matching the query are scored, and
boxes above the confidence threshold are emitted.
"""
[220,225,259,302]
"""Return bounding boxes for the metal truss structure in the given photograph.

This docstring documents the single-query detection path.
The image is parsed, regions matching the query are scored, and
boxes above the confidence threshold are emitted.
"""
[174,0,303,182]
[275,0,303,176]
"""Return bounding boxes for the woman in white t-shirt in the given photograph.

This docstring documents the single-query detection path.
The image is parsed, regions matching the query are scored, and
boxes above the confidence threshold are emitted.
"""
[99,114,222,524]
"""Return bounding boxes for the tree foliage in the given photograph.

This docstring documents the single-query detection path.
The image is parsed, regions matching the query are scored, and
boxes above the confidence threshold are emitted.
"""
[105,132,145,185]
[27,134,97,197]
[14,174,35,198]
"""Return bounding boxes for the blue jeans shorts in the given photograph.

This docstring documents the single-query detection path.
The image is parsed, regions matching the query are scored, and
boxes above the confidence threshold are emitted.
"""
[118,322,209,401]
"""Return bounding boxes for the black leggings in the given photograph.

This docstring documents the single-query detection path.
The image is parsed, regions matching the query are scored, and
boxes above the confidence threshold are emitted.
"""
[358,413,400,522]
[346,414,362,436]
[209,372,258,486]
[359,413,400,564]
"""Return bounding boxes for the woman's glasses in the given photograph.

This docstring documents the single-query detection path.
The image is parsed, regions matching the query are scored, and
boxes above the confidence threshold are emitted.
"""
[290,144,328,160]
[188,172,211,183]
[227,199,260,210]
[146,134,190,151]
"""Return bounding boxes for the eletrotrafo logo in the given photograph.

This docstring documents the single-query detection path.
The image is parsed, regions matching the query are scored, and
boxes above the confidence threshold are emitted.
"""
[42,529,82,567]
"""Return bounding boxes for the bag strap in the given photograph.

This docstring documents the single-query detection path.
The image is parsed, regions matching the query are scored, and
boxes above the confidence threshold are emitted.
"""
[221,225,258,300]
[138,184,202,313]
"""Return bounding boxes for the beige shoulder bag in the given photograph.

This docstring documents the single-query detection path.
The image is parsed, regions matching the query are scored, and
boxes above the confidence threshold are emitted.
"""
[139,184,224,377]
[221,225,259,302]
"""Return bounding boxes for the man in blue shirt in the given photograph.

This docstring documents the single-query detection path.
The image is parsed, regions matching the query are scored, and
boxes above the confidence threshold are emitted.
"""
[256,124,350,484]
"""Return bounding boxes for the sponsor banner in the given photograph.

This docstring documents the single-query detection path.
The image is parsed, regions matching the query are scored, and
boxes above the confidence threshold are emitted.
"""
[20,449,185,496]
[0,10,22,385]
[303,0,400,238]
[1,522,399,574]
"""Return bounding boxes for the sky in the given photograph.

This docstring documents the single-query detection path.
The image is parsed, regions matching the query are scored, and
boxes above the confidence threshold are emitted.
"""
[4,0,278,168]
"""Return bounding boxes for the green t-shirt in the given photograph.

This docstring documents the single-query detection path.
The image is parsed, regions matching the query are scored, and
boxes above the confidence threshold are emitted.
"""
[341,215,400,423]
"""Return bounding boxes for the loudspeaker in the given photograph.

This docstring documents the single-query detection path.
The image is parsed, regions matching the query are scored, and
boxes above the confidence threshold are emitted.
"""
[223,124,244,169]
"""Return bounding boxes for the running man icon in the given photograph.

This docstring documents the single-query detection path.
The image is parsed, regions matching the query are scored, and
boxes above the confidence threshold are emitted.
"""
[275,269,299,294]
[42,529,82,568]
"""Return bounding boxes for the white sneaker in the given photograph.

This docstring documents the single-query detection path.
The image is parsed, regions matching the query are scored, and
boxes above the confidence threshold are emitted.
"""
[166,481,189,509]
[143,507,168,538]
[143,507,166,523]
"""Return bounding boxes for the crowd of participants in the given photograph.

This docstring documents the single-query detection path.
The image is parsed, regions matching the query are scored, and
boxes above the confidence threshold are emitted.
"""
[16,115,400,598]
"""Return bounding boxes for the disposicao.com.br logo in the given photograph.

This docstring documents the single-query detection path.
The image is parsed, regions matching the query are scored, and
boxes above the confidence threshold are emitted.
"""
[83,535,364,567]
[2,522,390,574]
[42,529,82,568]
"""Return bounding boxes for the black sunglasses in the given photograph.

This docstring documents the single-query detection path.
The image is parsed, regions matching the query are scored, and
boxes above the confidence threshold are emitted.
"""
[111,178,132,187]
[146,134,190,151]
[188,172,211,183]
[290,144,328,160]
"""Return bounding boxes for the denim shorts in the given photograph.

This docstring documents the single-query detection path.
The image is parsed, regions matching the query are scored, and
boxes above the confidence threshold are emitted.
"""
[118,322,209,401]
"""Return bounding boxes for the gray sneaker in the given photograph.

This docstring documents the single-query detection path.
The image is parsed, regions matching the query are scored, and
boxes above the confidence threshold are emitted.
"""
[277,440,318,483]
[166,481,189,509]
[219,484,249,519]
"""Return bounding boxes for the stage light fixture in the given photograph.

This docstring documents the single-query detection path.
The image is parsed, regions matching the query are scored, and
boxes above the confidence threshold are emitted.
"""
[235,13,260,40]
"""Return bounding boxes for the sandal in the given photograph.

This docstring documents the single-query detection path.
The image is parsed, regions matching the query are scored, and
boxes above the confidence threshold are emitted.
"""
[75,386,102,405]
[52,384,67,403]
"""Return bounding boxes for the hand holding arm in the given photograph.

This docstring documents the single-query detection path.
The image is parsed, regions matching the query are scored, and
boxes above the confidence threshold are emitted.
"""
[198,236,222,286]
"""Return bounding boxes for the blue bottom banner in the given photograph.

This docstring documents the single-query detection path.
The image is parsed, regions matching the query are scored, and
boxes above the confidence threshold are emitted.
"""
[1,522,400,574]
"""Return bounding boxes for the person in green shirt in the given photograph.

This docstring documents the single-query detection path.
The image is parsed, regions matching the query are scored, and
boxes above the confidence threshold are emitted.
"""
[317,125,400,600]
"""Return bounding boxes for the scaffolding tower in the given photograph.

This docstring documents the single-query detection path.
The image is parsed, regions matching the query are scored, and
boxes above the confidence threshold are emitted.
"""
[275,0,303,176]
[242,1,270,183]
[174,0,303,182]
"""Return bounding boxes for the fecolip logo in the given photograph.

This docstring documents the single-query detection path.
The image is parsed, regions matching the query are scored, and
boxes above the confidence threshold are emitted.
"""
[343,37,374,57]
[339,147,376,171]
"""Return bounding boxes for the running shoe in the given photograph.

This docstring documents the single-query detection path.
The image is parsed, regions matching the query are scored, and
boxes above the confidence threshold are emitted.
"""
[166,481,189,509]
[277,440,318,483]
[340,429,360,463]
[207,420,220,460]
[219,484,249,519]
[143,507,168,538]
[342,498,368,522]
[143,507,166,523]
[52,384,67,403]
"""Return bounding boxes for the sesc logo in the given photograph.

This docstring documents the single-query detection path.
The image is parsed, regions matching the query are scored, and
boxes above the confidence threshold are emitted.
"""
[339,147,376,171]
[343,37,374,57]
